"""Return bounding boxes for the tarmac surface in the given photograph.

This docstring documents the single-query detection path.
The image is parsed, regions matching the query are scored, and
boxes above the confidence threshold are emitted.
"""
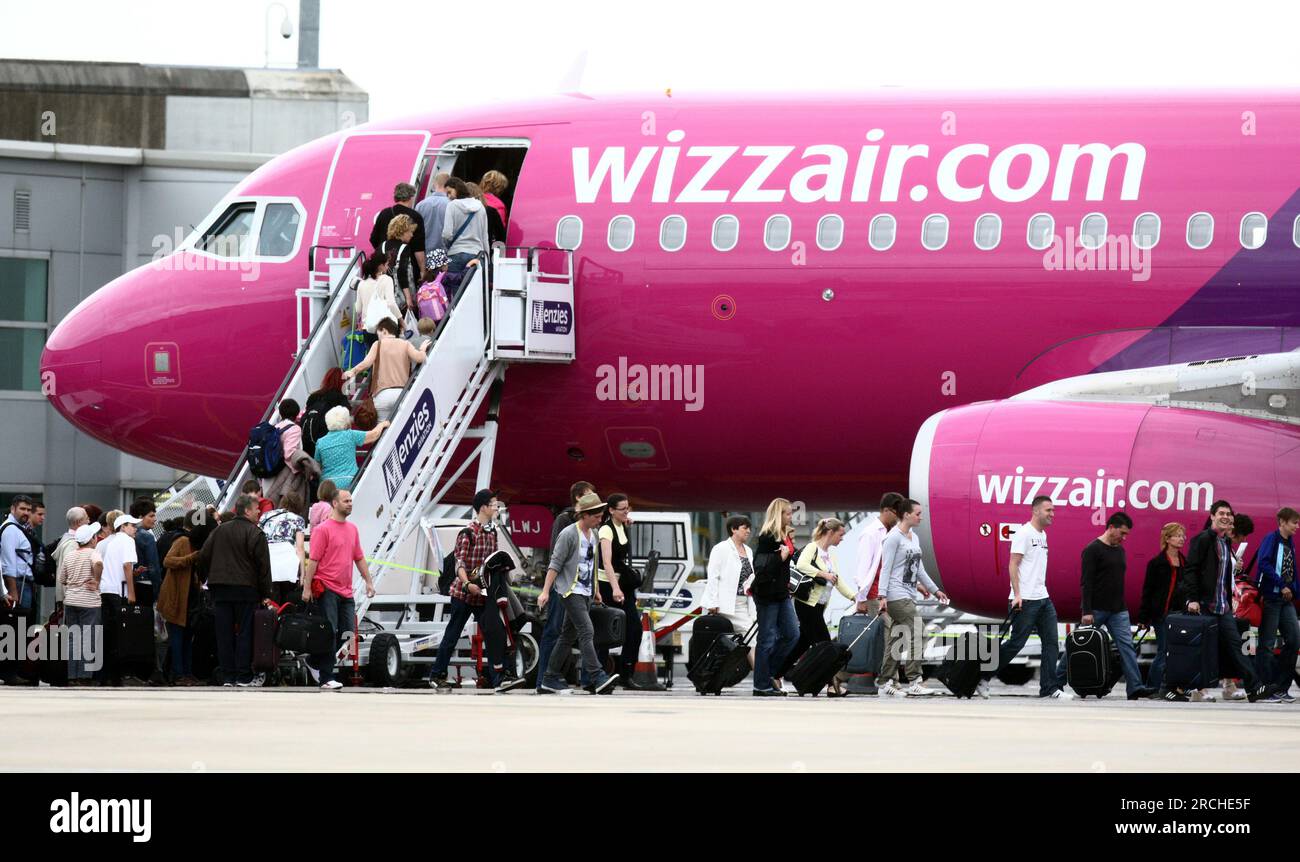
[3,682,1297,772]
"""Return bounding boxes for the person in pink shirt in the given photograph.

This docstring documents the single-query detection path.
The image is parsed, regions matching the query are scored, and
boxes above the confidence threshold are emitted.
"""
[308,480,336,532]
[258,399,306,500]
[275,398,303,461]
[302,488,375,689]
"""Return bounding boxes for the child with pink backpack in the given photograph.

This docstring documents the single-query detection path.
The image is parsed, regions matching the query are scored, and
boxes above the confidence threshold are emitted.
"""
[418,249,450,323]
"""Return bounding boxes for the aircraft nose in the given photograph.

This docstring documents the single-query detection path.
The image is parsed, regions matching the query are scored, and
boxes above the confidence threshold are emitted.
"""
[42,269,147,451]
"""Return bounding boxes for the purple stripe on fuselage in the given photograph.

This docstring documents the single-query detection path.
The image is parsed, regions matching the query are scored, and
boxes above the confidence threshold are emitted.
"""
[1094,188,1300,373]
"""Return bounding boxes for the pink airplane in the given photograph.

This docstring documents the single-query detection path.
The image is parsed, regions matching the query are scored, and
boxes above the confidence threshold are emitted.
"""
[41,91,1300,618]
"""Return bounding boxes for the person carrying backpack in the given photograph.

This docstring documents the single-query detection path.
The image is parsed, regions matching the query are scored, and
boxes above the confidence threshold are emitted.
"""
[301,369,350,458]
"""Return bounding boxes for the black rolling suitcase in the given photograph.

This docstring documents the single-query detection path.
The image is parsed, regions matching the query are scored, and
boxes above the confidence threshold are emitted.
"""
[589,604,626,649]
[939,614,1013,698]
[189,596,218,682]
[688,623,757,695]
[1066,625,1121,697]
[1163,613,1219,690]
[116,586,156,665]
[686,614,735,672]
[787,616,883,696]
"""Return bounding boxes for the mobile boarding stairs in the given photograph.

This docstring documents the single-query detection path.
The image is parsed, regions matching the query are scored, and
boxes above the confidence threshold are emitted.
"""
[218,245,576,683]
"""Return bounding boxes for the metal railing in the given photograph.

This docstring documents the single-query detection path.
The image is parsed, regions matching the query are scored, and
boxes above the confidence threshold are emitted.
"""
[220,249,364,501]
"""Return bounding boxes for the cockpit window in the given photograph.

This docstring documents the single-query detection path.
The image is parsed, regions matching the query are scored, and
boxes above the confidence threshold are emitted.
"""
[198,203,256,257]
[257,203,301,257]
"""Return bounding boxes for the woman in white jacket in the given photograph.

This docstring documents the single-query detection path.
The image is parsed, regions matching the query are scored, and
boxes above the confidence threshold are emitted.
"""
[703,515,757,634]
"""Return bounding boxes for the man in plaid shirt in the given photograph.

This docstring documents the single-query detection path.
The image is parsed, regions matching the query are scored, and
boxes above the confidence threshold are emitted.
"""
[429,490,524,692]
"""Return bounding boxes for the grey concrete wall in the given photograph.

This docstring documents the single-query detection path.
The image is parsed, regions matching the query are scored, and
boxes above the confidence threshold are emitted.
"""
[0,155,256,542]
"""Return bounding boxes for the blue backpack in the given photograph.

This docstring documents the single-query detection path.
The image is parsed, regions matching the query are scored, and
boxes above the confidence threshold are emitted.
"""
[246,421,285,478]
[340,328,368,371]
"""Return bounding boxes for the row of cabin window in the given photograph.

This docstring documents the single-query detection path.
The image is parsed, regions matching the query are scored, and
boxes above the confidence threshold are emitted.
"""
[554,212,1285,253]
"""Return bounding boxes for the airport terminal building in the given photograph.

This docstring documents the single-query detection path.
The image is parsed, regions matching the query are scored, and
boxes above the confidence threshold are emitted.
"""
[0,58,366,523]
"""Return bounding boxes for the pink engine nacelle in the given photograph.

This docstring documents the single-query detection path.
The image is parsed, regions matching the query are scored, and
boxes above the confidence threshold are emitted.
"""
[912,399,1300,620]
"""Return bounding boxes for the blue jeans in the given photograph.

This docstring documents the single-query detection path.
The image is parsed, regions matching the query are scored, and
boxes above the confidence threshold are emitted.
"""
[1256,599,1300,689]
[753,597,799,691]
[312,589,355,685]
[448,252,476,272]
[431,597,506,685]
[166,621,193,679]
[1148,621,1167,692]
[535,587,566,690]
[1092,609,1144,694]
[997,598,1062,697]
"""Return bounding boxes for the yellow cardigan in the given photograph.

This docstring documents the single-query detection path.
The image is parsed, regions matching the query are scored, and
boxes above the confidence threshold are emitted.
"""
[794,542,857,607]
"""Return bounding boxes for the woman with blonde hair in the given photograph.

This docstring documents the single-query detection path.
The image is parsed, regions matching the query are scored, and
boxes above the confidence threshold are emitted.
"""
[779,517,857,691]
[479,170,509,244]
[1139,522,1190,699]
[749,497,801,696]
[381,213,419,326]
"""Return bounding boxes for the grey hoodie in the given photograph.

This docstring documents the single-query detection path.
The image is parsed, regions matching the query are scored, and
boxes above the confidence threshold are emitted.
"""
[442,198,489,258]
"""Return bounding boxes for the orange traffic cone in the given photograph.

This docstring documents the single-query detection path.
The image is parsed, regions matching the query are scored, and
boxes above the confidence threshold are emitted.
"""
[629,613,665,691]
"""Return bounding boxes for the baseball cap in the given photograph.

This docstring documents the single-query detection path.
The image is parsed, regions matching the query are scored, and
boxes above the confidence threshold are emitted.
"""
[74,523,99,544]
[113,514,142,530]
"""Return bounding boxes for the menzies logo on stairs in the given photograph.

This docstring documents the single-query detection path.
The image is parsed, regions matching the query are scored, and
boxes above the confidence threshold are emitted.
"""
[531,300,572,336]
[383,389,436,500]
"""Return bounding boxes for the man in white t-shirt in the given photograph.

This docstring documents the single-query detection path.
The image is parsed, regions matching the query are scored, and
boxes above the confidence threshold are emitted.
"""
[977,496,1070,700]
[97,513,142,686]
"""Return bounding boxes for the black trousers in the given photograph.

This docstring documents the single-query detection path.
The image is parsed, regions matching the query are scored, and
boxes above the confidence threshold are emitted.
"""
[1210,610,1260,690]
[97,594,123,684]
[597,580,642,678]
[214,600,256,685]
[777,599,826,678]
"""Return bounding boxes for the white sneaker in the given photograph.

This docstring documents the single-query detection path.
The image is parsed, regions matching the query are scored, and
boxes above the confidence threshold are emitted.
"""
[1049,689,1074,699]
[1190,690,1218,703]
[975,680,991,699]
[878,679,902,697]
[320,680,343,690]
[903,681,932,697]
[1225,686,1246,701]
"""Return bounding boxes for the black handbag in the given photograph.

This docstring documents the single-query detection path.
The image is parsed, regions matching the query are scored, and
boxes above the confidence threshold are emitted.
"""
[617,565,643,593]
[792,545,829,601]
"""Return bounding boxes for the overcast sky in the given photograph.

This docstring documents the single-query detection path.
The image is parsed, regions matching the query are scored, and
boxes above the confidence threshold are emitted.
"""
[2,0,1299,124]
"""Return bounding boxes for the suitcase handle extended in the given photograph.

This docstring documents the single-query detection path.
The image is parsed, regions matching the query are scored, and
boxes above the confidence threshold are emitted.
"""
[841,614,885,651]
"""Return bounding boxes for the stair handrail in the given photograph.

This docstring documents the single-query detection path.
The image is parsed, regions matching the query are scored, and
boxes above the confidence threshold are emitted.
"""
[220,248,363,498]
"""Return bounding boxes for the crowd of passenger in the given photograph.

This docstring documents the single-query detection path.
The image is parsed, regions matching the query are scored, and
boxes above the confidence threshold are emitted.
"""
[6,171,1294,698]
[2,477,1298,700]
[0,482,376,689]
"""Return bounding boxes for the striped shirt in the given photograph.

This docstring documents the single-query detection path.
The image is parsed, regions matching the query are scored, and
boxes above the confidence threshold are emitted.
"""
[60,546,103,608]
